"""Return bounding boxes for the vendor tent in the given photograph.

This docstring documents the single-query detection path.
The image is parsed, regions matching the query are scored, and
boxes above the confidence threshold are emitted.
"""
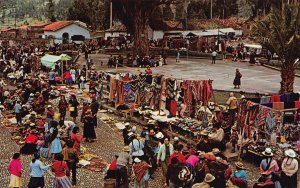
[41,54,61,69]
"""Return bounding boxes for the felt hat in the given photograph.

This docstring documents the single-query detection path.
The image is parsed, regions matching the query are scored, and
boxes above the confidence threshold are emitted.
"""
[134,157,141,163]
[29,123,36,127]
[235,161,246,169]
[214,106,221,112]
[123,146,130,152]
[125,122,130,127]
[262,148,273,157]
[173,137,179,141]
[204,173,215,183]
[155,132,164,139]
[47,105,52,108]
[212,148,220,154]
[284,149,296,158]
[200,129,210,136]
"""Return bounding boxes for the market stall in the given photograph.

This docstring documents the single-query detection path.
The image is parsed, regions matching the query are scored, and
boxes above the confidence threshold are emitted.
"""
[99,71,215,139]
[237,93,300,163]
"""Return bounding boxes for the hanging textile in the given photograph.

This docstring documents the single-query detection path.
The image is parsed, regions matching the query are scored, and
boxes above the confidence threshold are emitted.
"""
[116,80,124,105]
[255,105,271,128]
[109,78,117,101]
[265,111,276,135]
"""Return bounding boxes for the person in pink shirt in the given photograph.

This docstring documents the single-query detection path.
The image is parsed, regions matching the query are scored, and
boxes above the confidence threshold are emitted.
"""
[186,154,200,170]
[7,153,22,188]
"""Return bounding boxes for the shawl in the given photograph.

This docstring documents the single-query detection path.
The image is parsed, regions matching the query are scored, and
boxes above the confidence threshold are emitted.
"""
[133,162,149,183]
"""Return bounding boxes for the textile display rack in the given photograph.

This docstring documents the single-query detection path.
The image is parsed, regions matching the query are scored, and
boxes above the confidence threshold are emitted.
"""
[237,93,300,162]
[98,71,215,138]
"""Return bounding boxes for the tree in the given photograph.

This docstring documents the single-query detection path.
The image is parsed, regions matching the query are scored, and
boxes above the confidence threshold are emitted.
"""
[47,0,56,22]
[112,0,179,56]
[251,4,300,93]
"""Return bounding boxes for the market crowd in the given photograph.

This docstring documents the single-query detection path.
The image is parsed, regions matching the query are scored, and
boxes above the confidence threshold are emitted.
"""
[0,43,298,188]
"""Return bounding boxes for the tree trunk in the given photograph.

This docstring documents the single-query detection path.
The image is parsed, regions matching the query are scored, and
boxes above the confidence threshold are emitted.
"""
[280,60,295,93]
[132,7,149,56]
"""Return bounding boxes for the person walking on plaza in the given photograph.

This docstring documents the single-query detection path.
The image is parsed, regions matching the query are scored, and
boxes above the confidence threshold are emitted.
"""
[71,126,82,155]
[157,137,174,186]
[166,157,182,188]
[14,100,22,125]
[83,110,96,143]
[28,153,50,188]
[58,95,68,121]
[62,140,79,186]
[211,50,217,64]
[51,154,72,188]
[69,94,79,123]
[116,146,132,188]
[281,149,298,188]
[8,153,22,188]
[233,68,242,89]
[226,92,238,127]
[176,50,180,62]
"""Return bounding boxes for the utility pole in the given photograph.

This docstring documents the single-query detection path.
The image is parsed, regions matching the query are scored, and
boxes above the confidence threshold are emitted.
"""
[110,1,113,28]
[211,0,213,19]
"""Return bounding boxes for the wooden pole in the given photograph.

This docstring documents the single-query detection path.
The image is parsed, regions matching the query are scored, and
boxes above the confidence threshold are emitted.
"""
[238,111,248,161]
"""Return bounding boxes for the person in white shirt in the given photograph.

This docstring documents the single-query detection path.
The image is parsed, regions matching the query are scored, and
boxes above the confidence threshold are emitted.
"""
[211,50,217,64]
[281,149,298,188]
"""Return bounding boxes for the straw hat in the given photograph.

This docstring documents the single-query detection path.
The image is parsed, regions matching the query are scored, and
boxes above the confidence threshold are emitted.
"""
[262,148,273,157]
[284,149,296,158]
[204,173,215,183]
[123,146,130,152]
[200,129,210,136]
[235,161,246,169]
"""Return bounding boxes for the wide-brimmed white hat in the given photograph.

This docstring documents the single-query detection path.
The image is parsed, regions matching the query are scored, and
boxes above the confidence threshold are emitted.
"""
[155,132,164,139]
[134,157,141,163]
[125,122,130,126]
[173,137,179,141]
[262,148,273,157]
[284,149,296,158]
[47,105,52,108]
[204,173,215,183]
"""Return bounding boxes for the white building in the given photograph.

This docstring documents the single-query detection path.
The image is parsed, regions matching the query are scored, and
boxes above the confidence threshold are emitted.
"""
[43,21,90,44]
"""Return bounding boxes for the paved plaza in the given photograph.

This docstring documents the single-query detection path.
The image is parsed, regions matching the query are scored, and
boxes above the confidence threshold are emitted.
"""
[86,54,300,94]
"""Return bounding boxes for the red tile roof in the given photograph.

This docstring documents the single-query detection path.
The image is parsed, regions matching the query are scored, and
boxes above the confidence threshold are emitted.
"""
[43,21,73,31]
[30,23,49,27]
[18,25,29,30]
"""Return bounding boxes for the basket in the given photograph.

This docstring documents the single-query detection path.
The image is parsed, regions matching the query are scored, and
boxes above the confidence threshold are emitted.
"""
[69,107,75,112]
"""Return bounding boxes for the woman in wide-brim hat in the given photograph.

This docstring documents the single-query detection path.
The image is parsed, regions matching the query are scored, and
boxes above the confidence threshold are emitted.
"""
[257,148,280,184]
[231,161,248,187]
[281,149,298,188]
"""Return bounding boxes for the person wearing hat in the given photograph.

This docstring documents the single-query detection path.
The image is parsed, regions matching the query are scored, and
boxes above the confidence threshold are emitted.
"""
[173,136,184,149]
[46,105,55,128]
[28,153,50,188]
[255,148,280,188]
[192,173,215,188]
[132,157,150,188]
[196,130,212,153]
[116,146,132,188]
[231,161,248,188]
[281,149,298,188]
[122,122,131,145]
[168,144,186,166]
[20,130,38,155]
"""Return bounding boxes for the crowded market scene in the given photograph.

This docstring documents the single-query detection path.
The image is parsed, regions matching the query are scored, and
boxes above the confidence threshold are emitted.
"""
[0,0,300,188]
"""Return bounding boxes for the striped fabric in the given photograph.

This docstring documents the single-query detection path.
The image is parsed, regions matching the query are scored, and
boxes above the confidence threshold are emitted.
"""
[53,176,72,188]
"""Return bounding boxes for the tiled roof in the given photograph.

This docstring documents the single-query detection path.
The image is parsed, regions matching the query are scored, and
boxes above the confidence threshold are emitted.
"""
[0,27,15,32]
[43,21,73,31]
[18,25,29,30]
[30,23,49,27]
